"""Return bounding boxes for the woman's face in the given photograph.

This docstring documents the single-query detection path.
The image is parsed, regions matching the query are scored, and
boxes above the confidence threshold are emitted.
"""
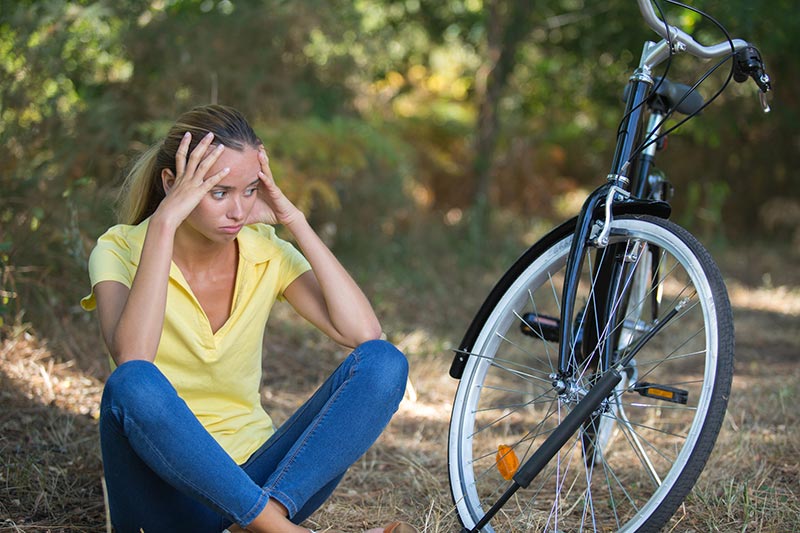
[183,145,261,243]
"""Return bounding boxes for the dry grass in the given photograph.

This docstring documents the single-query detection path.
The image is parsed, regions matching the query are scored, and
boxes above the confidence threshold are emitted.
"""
[1,246,799,532]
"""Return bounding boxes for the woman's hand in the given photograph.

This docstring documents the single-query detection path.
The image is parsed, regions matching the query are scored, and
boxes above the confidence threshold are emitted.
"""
[246,147,305,227]
[154,131,230,229]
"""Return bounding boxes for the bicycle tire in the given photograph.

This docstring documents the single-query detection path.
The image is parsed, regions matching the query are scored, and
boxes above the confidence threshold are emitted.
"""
[448,215,734,532]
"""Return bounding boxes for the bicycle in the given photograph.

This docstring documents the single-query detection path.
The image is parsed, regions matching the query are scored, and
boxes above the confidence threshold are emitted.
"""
[446,1,771,531]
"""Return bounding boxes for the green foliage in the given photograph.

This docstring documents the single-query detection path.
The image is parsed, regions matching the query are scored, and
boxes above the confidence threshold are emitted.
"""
[256,115,415,230]
[0,0,798,337]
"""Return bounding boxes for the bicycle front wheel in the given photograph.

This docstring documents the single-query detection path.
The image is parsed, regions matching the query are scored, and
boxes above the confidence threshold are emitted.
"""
[448,215,734,532]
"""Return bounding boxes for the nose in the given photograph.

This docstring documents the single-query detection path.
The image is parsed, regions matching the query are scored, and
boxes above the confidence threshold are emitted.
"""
[227,197,244,221]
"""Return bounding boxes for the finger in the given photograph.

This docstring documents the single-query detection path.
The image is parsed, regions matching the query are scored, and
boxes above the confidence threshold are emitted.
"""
[201,142,217,160]
[258,170,282,198]
[195,143,226,180]
[175,132,192,179]
[202,166,231,190]
[185,131,215,178]
[258,149,275,179]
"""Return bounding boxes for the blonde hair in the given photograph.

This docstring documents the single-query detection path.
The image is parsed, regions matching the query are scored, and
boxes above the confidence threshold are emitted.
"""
[117,105,261,225]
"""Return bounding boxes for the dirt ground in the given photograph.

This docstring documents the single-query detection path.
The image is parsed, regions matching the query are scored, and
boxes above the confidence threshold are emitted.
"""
[1,244,798,532]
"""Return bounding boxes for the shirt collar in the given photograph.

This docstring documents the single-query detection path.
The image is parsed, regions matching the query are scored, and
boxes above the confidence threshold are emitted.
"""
[129,219,282,266]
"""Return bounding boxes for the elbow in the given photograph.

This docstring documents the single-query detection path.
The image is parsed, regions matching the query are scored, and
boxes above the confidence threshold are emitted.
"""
[363,323,384,343]
[342,320,383,348]
[363,317,384,342]
[108,334,157,366]
[109,347,155,366]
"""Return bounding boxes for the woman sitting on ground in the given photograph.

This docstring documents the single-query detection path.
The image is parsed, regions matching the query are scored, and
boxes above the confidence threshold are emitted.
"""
[81,104,415,533]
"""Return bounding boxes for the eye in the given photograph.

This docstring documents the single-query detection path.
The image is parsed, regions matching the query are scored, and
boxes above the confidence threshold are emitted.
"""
[211,190,226,199]
[244,187,258,197]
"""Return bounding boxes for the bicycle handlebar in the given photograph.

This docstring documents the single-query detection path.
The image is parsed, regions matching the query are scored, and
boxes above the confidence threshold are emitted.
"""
[636,0,771,110]
[637,0,749,59]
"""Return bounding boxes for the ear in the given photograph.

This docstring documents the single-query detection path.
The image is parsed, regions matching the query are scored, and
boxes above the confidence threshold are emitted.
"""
[161,168,176,194]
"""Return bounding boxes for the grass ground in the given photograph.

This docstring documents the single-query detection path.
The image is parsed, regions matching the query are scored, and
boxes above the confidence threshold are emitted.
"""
[1,239,798,532]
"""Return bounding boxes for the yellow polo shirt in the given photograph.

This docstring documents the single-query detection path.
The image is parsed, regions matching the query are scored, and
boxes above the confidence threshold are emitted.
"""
[81,219,311,464]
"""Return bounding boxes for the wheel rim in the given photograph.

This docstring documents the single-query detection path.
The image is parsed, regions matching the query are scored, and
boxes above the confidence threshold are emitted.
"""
[449,218,730,532]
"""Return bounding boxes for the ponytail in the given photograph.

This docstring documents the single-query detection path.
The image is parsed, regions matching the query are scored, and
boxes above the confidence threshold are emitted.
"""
[116,143,163,225]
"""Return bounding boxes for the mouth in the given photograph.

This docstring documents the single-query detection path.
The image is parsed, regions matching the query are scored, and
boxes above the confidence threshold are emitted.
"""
[220,224,243,234]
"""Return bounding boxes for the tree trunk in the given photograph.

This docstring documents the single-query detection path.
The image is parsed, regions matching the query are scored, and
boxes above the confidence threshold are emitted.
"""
[471,0,535,219]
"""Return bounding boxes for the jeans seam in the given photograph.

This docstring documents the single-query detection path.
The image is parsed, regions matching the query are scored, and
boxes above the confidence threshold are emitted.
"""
[239,488,270,526]
[263,347,363,518]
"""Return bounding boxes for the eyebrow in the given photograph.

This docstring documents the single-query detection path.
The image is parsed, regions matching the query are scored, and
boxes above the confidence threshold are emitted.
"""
[212,179,260,191]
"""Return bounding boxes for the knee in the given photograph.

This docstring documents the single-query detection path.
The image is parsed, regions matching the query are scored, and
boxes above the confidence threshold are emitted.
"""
[354,340,408,402]
[102,360,173,419]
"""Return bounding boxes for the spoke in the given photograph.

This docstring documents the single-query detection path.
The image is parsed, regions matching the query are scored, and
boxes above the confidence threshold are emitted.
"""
[581,437,598,533]
[548,271,561,314]
[481,382,557,399]
[485,360,555,394]
[577,242,644,385]
[606,254,682,351]
[547,417,582,531]
[494,332,557,382]
[468,399,564,512]
[464,349,554,386]
[475,400,545,414]
[634,347,706,370]
[609,414,688,440]
[471,395,561,460]
[633,331,706,385]
[608,411,678,465]
[522,292,557,375]
[615,403,662,486]
[602,450,623,531]
[470,394,543,439]
[474,382,557,415]
[590,433,642,515]
[620,401,698,411]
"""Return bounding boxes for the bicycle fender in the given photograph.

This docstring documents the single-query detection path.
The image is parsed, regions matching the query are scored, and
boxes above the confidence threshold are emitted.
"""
[611,198,671,219]
[448,200,671,380]
[450,217,577,379]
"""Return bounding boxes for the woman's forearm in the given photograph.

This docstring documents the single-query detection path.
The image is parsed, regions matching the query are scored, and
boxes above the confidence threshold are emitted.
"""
[108,215,176,364]
[285,215,382,345]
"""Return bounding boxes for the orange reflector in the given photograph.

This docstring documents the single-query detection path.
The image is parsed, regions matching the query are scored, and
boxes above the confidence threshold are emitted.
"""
[496,444,520,480]
[646,387,675,400]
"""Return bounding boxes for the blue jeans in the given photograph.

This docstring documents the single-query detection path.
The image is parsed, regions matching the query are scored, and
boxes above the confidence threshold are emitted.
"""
[99,339,408,533]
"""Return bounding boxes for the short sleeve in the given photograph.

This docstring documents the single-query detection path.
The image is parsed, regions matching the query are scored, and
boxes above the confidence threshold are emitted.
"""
[273,233,311,302]
[239,223,312,303]
[80,225,138,311]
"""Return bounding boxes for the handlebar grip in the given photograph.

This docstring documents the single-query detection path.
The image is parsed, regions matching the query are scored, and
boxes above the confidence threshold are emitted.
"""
[733,46,772,93]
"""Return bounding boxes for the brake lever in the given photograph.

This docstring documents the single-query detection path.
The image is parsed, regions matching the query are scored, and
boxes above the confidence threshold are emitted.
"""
[733,46,772,113]
[759,88,771,114]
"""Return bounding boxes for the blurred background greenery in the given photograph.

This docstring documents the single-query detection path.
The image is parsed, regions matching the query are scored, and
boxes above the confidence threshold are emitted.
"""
[1,0,798,351]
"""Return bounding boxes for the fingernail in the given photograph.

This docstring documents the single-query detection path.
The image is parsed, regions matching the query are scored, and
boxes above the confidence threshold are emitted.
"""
[223,167,230,174]
[183,131,191,138]
[205,131,213,138]
[216,144,225,150]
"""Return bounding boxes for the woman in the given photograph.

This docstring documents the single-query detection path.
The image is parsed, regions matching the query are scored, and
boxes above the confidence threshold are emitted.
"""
[81,105,414,533]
